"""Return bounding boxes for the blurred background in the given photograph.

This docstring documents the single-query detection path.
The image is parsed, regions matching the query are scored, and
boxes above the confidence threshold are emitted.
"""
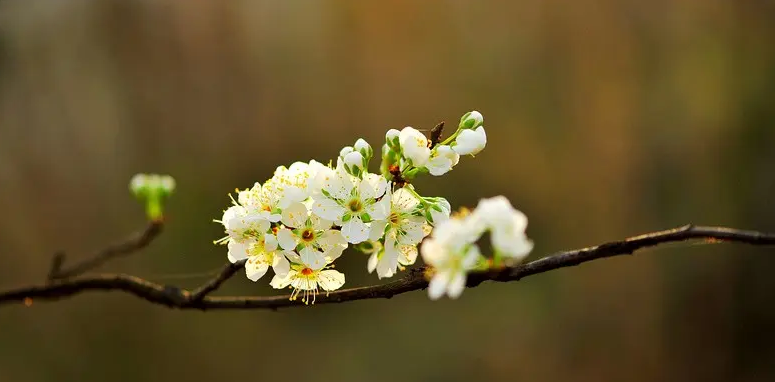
[1,0,775,381]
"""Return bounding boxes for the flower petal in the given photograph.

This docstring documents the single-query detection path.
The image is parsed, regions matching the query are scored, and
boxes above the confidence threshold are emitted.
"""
[311,197,347,221]
[341,218,370,244]
[318,270,345,291]
[300,246,326,270]
[245,259,269,282]
[270,271,294,289]
[227,240,250,263]
[359,173,388,200]
[272,252,291,278]
[446,272,466,299]
[281,202,308,228]
[427,272,449,300]
[367,252,379,273]
[277,228,298,250]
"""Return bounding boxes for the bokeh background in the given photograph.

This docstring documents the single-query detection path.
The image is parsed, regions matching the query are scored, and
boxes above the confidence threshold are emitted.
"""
[1,1,775,381]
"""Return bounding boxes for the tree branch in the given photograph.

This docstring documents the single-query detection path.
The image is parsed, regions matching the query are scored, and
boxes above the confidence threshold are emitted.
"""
[47,221,163,281]
[3,224,775,310]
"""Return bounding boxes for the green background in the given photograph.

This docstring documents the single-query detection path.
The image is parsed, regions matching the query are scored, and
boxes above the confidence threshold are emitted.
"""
[1,1,775,381]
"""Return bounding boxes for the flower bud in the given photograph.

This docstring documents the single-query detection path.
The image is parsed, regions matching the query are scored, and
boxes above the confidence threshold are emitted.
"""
[344,151,365,171]
[353,138,373,161]
[385,129,401,150]
[459,110,484,129]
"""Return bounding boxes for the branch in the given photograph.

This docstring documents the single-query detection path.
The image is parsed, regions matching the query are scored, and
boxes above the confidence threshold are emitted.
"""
[3,224,775,310]
[47,221,163,281]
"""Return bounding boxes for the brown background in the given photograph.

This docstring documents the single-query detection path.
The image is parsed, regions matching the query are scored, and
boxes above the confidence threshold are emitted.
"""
[1,1,775,381]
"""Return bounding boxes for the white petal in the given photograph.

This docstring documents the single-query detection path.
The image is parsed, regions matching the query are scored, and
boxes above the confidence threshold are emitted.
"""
[398,216,427,245]
[310,214,333,231]
[377,241,399,279]
[277,228,298,250]
[367,252,379,273]
[284,250,302,263]
[427,273,449,300]
[245,260,269,282]
[317,270,345,291]
[341,218,370,244]
[300,246,326,270]
[368,220,388,241]
[359,173,387,200]
[452,126,486,155]
[264,233,278,251]
[272,253,291,278]
[492,231,534,260]
[398,244,419,266]
[399,127,431,166]
[392,188,420,213]
[324,166,355,200]
[270,271,294,289]
[420,238,446,266]
[311,197,347,221]
[366,195,391,221]
[227,240,250,263]
[279,186,307,209]
[281,202,308,228]
[446,272,466,299]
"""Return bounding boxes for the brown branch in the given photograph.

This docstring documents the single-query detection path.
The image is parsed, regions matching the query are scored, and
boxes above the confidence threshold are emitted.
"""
[48,221,163,281]
[3,224,775,310]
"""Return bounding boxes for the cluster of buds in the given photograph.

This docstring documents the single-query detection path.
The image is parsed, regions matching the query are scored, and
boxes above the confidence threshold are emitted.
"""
[213,111,527,303]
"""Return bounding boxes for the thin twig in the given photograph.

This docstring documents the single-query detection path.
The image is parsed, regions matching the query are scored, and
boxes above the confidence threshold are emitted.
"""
[48,221,163,281]
[3,225,775,310]
[188,260,246,302]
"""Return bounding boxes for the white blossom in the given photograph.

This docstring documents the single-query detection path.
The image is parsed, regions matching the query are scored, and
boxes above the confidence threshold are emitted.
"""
[270,261,346,304]
[421,217,483,300]
[368,188,428,278]
[277,202,347,269]
[311,166,390,244]
[398,127,431,167]
[472,196,533,259]
[426,145,460,176]
[453,126,487,156]
[226,232,293,281]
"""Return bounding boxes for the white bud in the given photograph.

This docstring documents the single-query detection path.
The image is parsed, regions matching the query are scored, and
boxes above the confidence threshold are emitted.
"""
[460,111,484,129]
[354,138,370,152]
[452,126,486,156]
[339,146,354,158]
[344,151,364,170]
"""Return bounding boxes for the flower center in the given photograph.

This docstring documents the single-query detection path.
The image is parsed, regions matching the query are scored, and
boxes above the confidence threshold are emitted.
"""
[348,199,363,213]
[301,228,315,242]
[300,267,314,276]
[389,212,400,225]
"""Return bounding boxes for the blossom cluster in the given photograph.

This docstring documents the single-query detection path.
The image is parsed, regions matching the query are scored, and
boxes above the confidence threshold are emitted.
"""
[215,111,492,303]
[421,196,533,300]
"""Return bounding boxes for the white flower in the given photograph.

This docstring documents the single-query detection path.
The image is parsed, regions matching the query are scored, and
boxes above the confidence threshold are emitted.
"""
[368,234,419,278]
[425,145,460,176]
[472,196,533,259]
[218,205,271,246]
[228,233,293,281]
[461,110,484,129]
[398,127,431,167]
[453,126,487,156]
[276,202,347,269]
[421,217,483,300]
[311,166,390,244]
[368,188,428,278]
[270,262,346,304]
[237,183,282,222]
